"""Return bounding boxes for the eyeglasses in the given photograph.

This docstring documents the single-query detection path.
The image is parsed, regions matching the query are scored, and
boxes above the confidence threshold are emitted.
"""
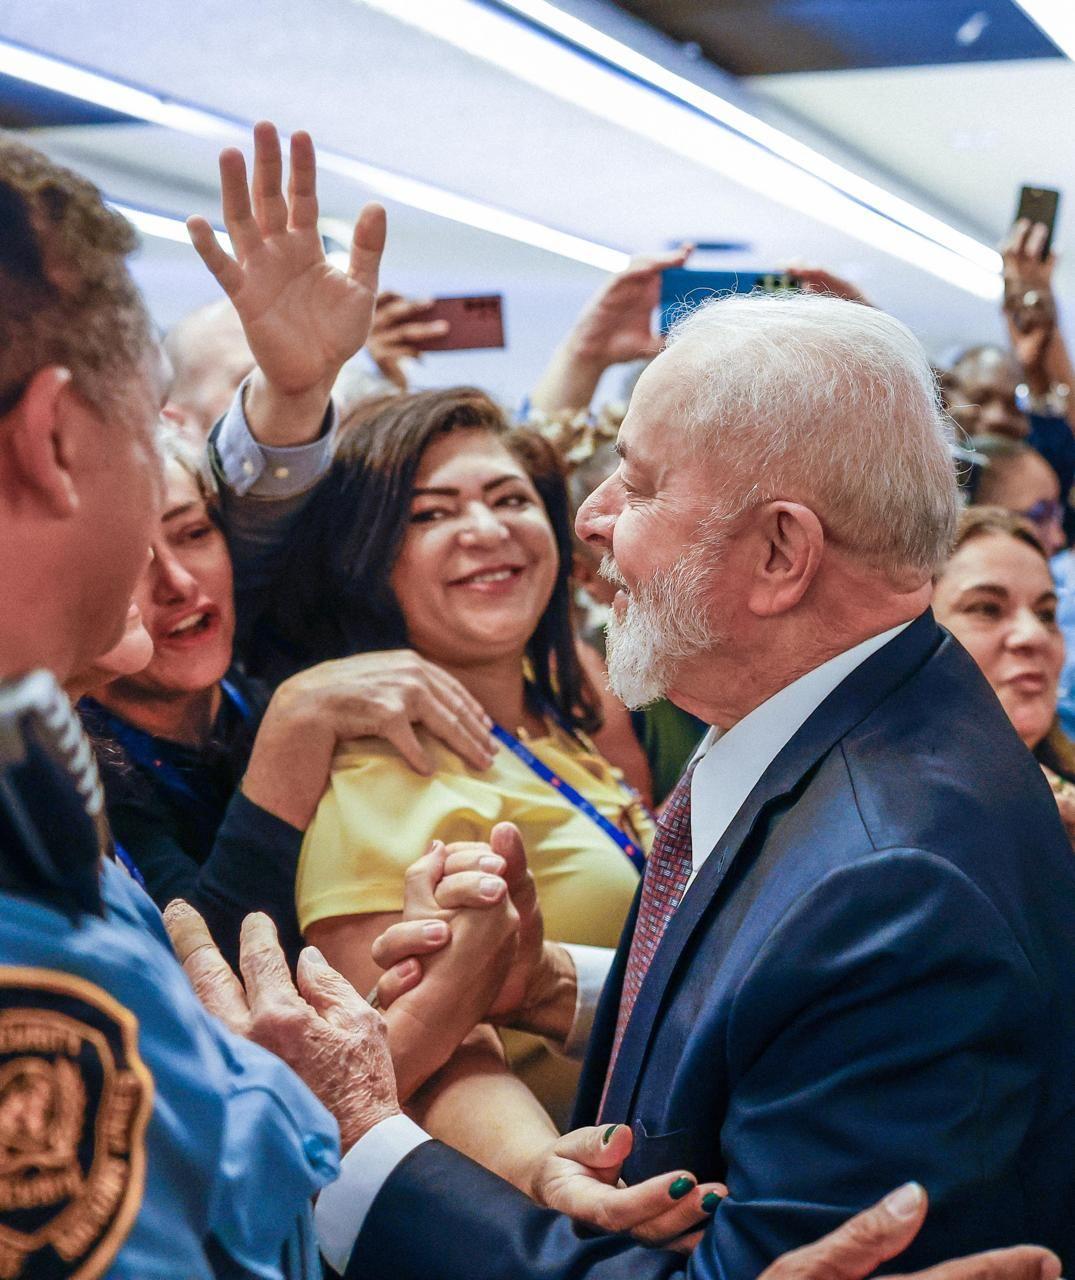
[1020,499,1065,529]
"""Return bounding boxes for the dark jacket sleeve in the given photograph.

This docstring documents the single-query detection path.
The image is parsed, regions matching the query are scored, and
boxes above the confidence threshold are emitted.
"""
[187,790,306,971]
[113,789,305,971]
[108,798,205,911]
[353,849,1047,1280]
[351,1140,687,1280]
[705,848,1046,1277]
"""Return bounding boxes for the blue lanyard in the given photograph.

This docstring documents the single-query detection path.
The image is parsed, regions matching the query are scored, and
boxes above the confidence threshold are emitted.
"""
[113,840,146,889]
[100,677,254,806]
[491,722,648,874]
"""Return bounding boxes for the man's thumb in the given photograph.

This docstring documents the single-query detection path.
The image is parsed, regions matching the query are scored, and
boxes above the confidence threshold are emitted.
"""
[772,1185,927,1280]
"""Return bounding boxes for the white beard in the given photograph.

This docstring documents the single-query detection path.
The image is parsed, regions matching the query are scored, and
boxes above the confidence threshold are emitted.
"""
[601,541,725,709]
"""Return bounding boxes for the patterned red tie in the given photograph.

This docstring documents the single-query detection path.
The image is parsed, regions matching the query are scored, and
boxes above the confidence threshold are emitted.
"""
[601,762,697,1113]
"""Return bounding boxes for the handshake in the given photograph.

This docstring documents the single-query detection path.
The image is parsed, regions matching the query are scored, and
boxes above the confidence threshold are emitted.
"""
[164,830,1060,1280]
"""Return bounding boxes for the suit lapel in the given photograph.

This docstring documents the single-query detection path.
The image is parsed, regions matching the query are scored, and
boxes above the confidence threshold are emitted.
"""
[601,611,946,1124]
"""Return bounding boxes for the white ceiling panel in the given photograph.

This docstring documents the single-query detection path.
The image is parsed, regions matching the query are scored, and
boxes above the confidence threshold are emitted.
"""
[1,0,1022,403]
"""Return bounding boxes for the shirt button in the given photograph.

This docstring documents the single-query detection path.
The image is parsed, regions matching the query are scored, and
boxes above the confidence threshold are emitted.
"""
[303,1133,335,1173]
[273,465,290,479]
[242,459,255,476]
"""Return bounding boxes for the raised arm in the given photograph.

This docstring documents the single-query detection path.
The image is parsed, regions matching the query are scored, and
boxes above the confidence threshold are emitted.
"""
[188,121,384,448]
[1001,218,1075,424]
[530,248,691,417]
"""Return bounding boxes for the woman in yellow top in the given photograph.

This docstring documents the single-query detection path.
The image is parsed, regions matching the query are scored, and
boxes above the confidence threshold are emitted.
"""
[283,388,654,1124]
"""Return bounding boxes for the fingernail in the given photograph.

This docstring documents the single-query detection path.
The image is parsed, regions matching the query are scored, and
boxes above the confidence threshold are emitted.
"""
[669,1177,694,1201]
[305,946,326,965]
[883,1182,924,1220]
[479,855,502,873]
[601,1125,619,1145]
[701,1192,722,1213]
[479,876,502,899]
[422,921,448,941]
[396,958,419,979]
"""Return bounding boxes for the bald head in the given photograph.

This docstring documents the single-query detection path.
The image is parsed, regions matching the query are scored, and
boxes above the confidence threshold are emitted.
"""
[162,298,254,435]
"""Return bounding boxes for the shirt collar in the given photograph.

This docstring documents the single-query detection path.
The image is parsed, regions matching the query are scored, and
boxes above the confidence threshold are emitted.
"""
[688,619,912,871]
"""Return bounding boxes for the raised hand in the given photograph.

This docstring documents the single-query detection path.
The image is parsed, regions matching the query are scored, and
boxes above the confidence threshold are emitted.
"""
[531,246,692,415]
[1001,218,1058,382]
[791,265,871,306]
[187,121,386,442]
[367,291,450,390]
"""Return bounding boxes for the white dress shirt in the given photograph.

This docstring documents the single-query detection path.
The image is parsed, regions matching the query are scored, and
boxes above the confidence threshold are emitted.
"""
[314,619,913,1274]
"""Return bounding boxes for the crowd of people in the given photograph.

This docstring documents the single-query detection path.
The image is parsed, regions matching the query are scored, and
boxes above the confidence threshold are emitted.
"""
[0,117,1073,1280]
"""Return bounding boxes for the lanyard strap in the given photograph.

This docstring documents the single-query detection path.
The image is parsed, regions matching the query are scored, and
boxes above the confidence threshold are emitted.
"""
[113,840,146,889]
[97,678,254,806]
[491,723,647,874]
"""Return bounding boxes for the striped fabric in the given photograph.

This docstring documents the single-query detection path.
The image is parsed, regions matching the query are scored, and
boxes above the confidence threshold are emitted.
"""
[601,762,696,1113]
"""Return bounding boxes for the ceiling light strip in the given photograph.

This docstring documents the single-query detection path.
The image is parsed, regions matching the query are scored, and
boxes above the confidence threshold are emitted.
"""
[491,0,999,269]
[354,0,1000,295]
[0,38,629,273]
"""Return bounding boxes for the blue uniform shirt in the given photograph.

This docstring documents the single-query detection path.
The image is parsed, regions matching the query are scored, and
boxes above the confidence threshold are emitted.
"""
[0,858,338,1278]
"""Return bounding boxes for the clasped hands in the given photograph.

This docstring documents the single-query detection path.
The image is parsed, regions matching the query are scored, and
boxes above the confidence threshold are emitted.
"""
[165,828,1063,1277]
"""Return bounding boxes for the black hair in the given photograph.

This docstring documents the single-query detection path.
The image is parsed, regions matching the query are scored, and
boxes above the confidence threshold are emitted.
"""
[254,386,602,733]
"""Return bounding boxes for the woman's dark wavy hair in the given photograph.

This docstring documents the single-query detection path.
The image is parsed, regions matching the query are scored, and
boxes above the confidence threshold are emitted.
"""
[256,386,602,733]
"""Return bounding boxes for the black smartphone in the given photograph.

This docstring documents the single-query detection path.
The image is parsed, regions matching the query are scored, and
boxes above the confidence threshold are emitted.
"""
[1015,186,1061,260]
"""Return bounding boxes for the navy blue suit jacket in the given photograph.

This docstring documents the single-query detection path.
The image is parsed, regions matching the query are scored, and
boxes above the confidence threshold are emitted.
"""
[352,613,1075,1279]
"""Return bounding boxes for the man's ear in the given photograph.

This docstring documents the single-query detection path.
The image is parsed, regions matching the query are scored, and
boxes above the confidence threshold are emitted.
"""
[5,367,80,517]
[746,501,825,617]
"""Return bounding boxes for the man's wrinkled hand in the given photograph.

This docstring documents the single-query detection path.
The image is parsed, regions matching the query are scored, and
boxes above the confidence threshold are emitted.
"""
[530,1123,725,1252]
[760,1183,1060,1280]
[165,902,399,1153]
[164,898,252,1036]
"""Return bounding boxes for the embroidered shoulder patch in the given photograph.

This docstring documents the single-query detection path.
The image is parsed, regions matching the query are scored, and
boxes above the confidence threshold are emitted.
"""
[0,968,152,1279]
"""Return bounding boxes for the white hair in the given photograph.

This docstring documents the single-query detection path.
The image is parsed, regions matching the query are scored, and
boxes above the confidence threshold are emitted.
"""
[663,291,959,578]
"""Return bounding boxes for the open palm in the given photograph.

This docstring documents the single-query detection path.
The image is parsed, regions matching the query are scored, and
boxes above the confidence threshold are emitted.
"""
[187,121,385,396]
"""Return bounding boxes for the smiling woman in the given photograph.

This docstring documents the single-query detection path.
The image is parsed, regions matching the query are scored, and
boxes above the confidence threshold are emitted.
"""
[933,505,1075,848]
[276,388,655,1124]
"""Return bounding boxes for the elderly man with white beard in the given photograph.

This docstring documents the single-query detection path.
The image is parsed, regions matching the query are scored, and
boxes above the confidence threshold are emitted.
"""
[187,291,1075,1280]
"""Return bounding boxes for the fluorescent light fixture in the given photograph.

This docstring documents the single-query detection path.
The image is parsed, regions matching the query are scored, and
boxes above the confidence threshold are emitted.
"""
[0,37,628,274]
[1009,0,1075,59]
[357,0,1002,298]
[107,200,232,249]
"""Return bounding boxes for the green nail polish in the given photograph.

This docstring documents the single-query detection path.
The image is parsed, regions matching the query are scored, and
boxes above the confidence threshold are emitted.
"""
[601,1125,619,1145]
[669,1176,694,1200]
[701,1192,721,1213]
